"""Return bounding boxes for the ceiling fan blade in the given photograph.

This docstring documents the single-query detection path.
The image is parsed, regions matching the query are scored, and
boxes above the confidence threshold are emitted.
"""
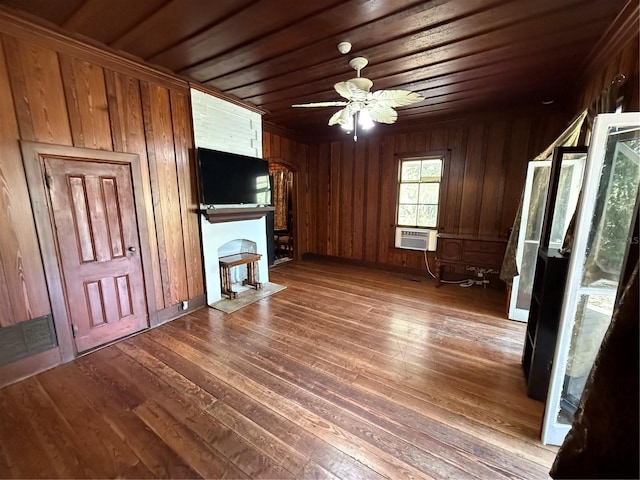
[368,105,398,124]
[292,101,348,107]
[334,77,374,100]
[369,89,424,107]
[328,108,345,126]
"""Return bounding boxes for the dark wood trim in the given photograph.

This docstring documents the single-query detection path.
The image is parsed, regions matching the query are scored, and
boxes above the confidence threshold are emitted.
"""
[154,294,207,326]
[20,141,157,359]
[201,206,275,224]
[0,347,61,388]
[577,0,639,78]
[301,252,431,278]
[20,143,76,362]
[0,6,189,93]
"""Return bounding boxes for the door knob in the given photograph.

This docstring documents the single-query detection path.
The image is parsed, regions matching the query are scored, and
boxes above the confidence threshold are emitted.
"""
[128,247,137,252]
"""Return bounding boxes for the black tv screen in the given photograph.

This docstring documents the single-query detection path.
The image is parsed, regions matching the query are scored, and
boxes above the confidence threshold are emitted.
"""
[197,147,271,206]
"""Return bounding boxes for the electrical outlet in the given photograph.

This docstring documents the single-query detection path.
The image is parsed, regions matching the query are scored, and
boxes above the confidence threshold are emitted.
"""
[181,300,189,310]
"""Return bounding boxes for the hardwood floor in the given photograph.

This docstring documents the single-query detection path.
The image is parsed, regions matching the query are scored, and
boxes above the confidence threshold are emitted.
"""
[0,259,557,479]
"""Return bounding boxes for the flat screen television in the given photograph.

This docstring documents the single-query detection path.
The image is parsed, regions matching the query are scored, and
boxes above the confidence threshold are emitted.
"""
[197,147,271,206]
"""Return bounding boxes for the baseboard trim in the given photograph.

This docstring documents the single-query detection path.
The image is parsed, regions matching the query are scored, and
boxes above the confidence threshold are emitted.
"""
[300,253,428,277]
[0,347,62,388]
[153,294,207,326]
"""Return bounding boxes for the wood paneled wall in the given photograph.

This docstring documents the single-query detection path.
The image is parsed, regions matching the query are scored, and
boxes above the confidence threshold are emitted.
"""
[0,15,203,371]
[263,7,639,274]
[573,1,639,114]
[0,2,635,380]
[266,111,569,271]
[263,126,308,261]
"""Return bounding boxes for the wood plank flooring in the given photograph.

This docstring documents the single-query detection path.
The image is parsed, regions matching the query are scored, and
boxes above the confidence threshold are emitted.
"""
[0,259,557,479]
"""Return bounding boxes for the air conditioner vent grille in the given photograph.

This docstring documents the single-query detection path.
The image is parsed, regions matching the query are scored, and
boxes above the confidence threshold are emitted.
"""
[394,227,438,251]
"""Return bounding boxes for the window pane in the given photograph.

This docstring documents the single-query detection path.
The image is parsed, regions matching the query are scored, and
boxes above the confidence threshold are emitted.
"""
[417,204,438,227]
[401,160,421,181]
[581,133,640,286]
[398,157,443,228]
[398,204,417,225]
[420,159,442,181]
[399,183,419,204]
[548,165,575,246]
[418,183,439,204]
[524,165,551,241]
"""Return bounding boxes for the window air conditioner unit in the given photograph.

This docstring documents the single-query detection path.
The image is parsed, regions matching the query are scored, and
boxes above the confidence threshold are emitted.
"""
[395,227,438,251]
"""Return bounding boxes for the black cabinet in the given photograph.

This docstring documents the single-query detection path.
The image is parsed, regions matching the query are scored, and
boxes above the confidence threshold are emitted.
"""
[522,247,569,401]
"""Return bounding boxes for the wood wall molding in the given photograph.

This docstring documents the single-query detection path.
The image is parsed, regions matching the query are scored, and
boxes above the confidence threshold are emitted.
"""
[577,0,639,78]
[300,253,429,278]
[0,347,61,388]
[0,6,189,92]
[154,294,207,326]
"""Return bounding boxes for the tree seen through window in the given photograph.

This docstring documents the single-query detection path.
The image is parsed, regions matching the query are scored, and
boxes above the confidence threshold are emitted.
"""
[397,157,443,228]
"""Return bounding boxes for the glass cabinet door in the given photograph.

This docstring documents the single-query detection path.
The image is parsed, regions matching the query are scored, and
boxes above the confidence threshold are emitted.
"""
[509,154,585,322]
[542,112,640,445]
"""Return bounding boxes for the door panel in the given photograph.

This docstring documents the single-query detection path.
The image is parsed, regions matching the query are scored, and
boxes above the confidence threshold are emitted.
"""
[542,113,640,445]
[509,155,585,322]
[45,157,148,352]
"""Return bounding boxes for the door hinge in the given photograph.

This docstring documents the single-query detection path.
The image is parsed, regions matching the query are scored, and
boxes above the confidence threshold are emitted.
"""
[44,171,52,189]
[71,323,78,338]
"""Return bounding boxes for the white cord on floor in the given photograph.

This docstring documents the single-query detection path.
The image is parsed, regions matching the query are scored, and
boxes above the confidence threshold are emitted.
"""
[424,250,475,287]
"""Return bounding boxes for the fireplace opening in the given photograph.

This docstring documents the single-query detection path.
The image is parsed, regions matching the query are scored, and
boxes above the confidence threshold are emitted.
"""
[217,239,262,299]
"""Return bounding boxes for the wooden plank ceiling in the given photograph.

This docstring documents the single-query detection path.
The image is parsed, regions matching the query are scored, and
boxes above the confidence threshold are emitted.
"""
[0,0,629,135]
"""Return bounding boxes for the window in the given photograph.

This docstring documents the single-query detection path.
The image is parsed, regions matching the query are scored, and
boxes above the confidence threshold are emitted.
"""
[397,156,443,228]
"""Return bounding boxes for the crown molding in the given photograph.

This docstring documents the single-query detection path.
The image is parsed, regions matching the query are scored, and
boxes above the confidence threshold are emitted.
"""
[0,6,191,92]
[577,0,639,78]
[0,3,269,116]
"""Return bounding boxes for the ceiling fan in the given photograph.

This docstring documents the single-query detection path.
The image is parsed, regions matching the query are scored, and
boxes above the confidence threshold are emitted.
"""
[292,55,424,141]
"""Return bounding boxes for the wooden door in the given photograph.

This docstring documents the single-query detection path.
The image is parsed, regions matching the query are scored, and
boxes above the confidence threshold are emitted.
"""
[44,157,148,352]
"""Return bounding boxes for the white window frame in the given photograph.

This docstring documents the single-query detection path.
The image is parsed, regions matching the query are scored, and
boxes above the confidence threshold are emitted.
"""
[396,154,444,229]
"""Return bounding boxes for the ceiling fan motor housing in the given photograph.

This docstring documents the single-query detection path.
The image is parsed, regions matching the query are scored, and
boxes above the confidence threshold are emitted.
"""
[348,57,368,75]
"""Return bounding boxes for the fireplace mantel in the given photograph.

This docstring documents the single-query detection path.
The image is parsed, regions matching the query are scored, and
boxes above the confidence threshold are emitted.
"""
[201,206,274,224]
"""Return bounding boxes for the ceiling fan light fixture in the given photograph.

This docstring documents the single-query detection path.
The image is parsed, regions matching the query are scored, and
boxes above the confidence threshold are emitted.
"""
[358,108,375,130]
[292,53,423,141]
[339,111,354,132]
[348,57,368,76]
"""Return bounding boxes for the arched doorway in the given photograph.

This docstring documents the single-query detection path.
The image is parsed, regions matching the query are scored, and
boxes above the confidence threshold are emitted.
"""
[268,158,297,264]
